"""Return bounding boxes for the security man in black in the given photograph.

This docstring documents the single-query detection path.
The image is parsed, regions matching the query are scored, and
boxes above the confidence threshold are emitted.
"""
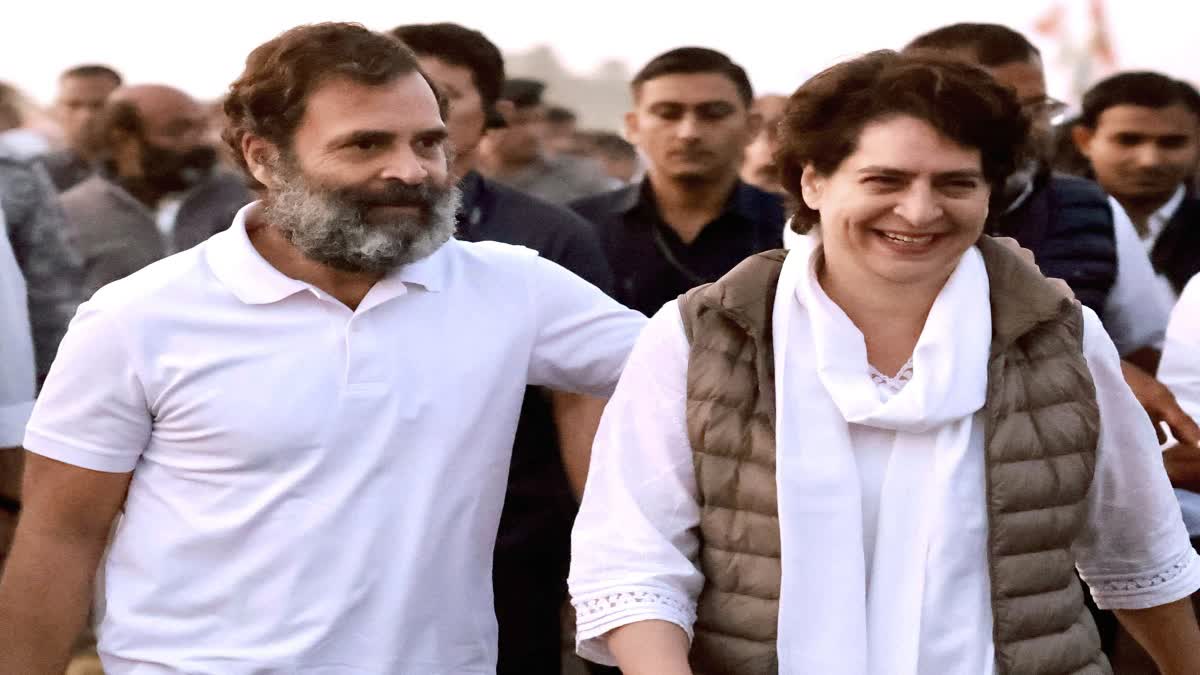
[570,47,786,317]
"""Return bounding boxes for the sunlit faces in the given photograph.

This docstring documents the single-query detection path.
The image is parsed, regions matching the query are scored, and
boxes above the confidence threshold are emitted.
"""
[626,72,757,183]
[1074,103,1200,206]
[417,56,487,178]
[801,116,990,288]
[54,74,119,150]
[279,71,451,206]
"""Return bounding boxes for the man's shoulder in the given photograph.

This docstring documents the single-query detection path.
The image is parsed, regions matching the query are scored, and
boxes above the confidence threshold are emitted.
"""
[193,171,255,202]
[735,182,788,241]
[485,178,598,237]
[1177,193,1200,221]
[0,157,41,216]
[1044,173,1110,207]
[83,243,216,315]
[60,175,117,210]
[568,183,638,223]
[550,154,616,189]
[443,237,540,268]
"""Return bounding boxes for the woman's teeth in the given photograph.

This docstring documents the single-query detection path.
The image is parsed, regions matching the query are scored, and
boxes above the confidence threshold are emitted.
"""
[881,232,934,245]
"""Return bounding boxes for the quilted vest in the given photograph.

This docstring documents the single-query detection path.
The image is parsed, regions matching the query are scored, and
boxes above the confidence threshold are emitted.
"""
[678,237,1109,675]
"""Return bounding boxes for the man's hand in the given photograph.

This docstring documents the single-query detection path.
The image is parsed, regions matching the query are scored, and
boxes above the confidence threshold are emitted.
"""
[0,453,130,675]
[1163,443,1200,491]
[1121,361,1200,447]
[992,236,1074,297]
[551,391,607,500]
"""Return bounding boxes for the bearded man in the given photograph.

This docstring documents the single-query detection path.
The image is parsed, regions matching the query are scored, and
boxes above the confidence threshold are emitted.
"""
[57,84,252,299]
[0,23,645,675]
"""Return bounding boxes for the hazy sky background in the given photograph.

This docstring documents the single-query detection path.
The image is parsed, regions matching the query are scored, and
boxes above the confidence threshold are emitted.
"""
[5,0,1197,106]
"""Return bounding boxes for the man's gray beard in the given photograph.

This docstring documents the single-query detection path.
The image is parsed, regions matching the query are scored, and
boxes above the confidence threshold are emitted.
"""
[262,172,461,275]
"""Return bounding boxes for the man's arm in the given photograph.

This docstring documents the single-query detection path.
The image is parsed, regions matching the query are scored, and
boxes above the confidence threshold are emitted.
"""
[0,453,130,675]
[1120,360,1200,447]
[1114,598,1200,675]
[0,447,21,568]
[550,392,606,500]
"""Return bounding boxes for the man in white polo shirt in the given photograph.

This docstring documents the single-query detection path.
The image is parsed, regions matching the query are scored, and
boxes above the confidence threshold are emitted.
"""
[0,23,646,675]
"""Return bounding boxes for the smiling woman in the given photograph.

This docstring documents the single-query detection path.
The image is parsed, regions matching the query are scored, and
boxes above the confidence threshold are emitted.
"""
[567,50,1200,675]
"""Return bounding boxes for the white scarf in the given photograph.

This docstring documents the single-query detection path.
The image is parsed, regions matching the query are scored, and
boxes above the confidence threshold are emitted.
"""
[772,235,994,674]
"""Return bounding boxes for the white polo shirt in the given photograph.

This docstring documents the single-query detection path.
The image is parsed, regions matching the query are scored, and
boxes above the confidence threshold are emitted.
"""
[23,202,647,674]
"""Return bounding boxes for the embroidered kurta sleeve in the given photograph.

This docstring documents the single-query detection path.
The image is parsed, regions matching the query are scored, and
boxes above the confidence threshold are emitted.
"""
[568,300,704,666]
[1074,307,1200,609]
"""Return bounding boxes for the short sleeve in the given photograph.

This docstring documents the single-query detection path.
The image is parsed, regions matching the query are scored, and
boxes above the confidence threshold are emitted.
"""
[526,254,647,396]
[22,300,151,473]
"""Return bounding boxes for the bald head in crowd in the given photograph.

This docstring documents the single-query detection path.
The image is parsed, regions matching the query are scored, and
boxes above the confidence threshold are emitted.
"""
[85,84,216,202]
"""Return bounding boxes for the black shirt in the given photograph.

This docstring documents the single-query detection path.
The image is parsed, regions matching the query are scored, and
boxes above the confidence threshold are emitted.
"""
[455,170,612,555]
[571,178,786,316]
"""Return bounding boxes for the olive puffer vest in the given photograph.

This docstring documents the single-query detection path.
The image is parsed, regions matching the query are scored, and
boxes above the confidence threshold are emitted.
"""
[677,237,1109,675]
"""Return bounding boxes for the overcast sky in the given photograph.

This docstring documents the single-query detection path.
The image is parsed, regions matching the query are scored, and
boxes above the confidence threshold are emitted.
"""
[5,0,1196,106]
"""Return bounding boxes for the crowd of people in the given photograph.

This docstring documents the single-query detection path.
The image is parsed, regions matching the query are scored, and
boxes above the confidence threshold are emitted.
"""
[0,16,1199,675]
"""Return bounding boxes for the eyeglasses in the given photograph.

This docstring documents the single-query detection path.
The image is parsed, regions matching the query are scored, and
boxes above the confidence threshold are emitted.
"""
[1022,96,1069,120]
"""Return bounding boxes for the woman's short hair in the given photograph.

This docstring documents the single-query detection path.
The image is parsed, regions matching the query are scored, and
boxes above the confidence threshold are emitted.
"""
[776,50,1029,231]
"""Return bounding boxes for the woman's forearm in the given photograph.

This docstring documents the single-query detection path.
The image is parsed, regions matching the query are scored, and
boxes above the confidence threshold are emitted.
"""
[1115,596,1200,675]
[607,619,693,675]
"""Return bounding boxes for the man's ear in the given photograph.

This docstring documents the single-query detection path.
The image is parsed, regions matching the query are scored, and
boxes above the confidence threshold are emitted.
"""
[108,127,143,178]
[494,99,516,124]
[799,164,825,212]
[242,135,278,189]
[623,111,640,147]
[1071,123,1096,159]
[745,110,764,143]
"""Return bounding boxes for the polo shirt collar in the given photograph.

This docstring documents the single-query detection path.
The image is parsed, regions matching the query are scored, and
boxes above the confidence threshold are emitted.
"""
[393,241,448,293]
[207,201,450,306]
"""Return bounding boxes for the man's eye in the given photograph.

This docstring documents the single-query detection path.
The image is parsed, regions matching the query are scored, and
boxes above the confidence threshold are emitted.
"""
[864,175,900,185]
[941,181,979,195]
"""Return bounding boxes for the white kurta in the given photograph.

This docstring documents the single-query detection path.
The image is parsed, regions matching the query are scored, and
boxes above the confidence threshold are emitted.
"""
[569,246,1200,672]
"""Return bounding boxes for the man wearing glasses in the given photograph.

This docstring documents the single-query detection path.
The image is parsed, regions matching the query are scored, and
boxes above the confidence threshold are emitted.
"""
[907,23,1198,444]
